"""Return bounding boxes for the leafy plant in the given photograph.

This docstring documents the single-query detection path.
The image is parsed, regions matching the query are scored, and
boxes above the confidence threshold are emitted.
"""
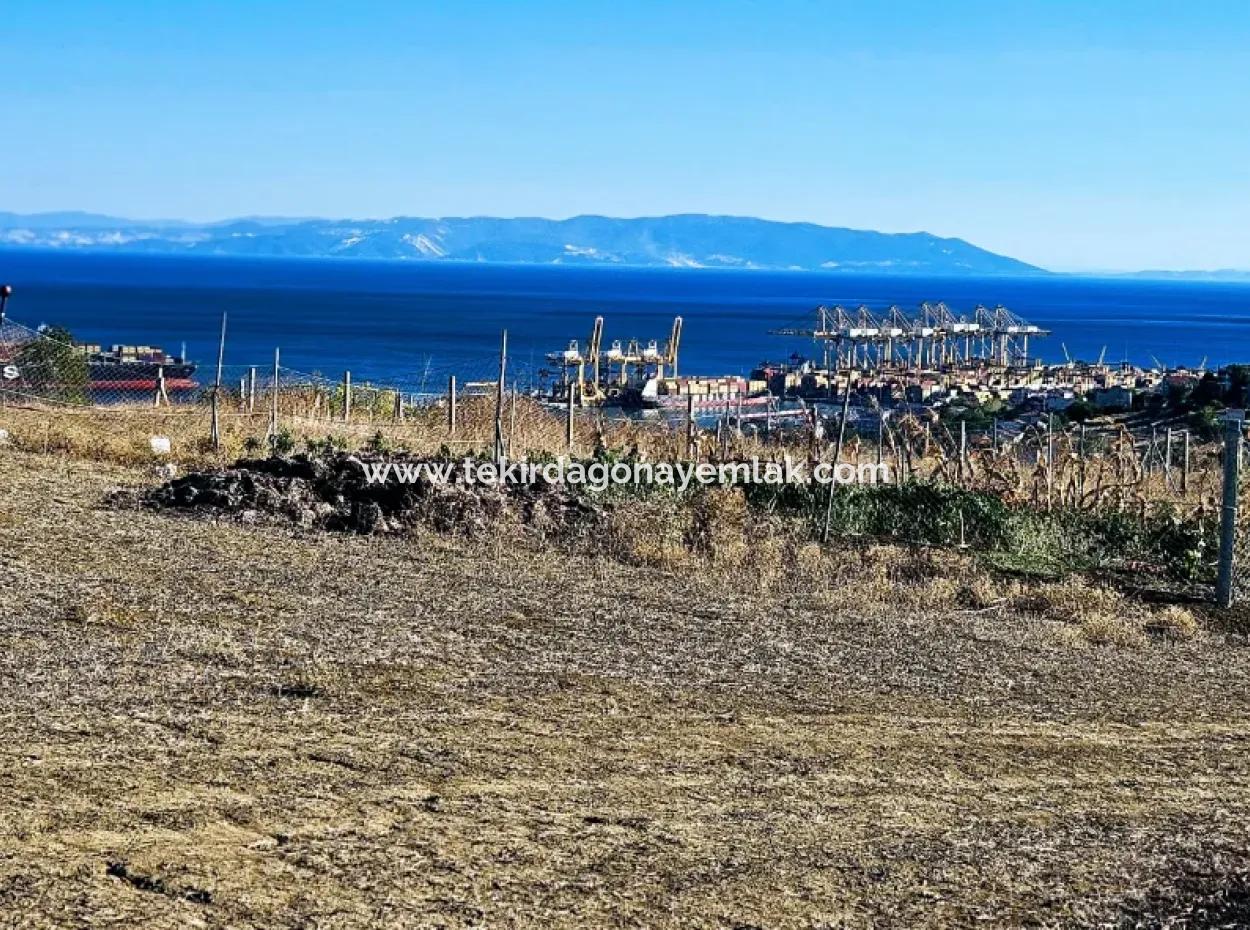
[14,325,90,404]
[271,429,295,456]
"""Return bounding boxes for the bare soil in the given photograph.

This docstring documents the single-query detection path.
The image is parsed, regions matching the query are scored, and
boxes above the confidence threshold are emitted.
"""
[2,450,1250,928]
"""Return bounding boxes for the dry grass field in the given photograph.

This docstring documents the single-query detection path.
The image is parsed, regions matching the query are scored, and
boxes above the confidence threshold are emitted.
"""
[3,447,1250,928]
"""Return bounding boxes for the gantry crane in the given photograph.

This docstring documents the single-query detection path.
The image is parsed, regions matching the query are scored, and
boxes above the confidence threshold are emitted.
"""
[545,314,605,404]
[773,301,1049,375]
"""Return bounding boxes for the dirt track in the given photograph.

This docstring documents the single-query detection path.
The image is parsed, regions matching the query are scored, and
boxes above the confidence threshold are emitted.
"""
[2,450,1250,928]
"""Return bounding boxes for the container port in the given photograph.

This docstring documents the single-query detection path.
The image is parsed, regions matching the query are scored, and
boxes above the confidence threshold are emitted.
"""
[542,301,1187,430]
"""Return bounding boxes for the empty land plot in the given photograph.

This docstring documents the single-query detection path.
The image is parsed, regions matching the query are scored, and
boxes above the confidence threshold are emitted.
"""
[2,450,1250,928]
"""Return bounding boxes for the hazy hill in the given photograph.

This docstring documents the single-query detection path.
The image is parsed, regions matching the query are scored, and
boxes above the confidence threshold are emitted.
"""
[0,212,1043,275]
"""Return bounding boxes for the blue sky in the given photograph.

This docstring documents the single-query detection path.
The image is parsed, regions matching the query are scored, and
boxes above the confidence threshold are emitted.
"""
[2,0,1248,271]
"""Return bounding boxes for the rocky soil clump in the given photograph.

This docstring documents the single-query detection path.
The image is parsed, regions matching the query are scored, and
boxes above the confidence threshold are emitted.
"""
[140,453,602,536]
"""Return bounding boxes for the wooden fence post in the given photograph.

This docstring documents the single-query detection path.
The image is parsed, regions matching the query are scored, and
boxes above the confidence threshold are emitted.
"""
[1079,422,1088,501]
[1046,412,1055,512]
[248,366,257,414]
[494,330,508,461]
[343,371,352,422]
[822,371,853,543]
[509,381,518,453]
[1216,416,1243,608]
[1182,429,1191,495]
[210,311,227,451]
[958,420,967,486]
[686,392,696,459]
[269,348,280,446]
[448,375,457,435]
[1164,427,1175,490]
[155,366,168,407]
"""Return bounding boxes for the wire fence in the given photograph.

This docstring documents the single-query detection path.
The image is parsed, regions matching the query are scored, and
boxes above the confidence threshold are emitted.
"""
[4,313,1250,605]
[1220,426,1250,607]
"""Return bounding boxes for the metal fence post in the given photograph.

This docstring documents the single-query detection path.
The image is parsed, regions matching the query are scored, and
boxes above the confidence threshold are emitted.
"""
[1216,415,1243,608]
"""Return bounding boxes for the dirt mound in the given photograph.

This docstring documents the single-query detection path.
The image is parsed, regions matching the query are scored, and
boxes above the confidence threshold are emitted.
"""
[141,453,602,536]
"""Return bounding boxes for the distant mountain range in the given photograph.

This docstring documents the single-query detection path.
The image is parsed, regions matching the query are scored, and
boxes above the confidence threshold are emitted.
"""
[0,212,1045,276]
[1113,269,1250,282]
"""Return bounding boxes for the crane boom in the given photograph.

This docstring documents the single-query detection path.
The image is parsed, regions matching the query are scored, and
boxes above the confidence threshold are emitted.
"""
[588,316,604,387]
[664,316,683,376]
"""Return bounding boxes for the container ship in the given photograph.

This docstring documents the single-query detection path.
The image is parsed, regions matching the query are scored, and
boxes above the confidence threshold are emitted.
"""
[76,342,198,392]
[637,373,771,411]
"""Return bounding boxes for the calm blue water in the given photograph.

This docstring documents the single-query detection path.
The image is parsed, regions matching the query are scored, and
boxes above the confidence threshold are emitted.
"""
[3,249,1249,390]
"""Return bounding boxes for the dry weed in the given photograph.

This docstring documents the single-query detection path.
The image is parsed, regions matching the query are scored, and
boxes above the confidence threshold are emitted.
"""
[685,486,749,565]
[1016,576,1124,621]
[955,574,1002,610]
[601,495,691,569]
[1061,611,1149,648]
[1144,605,1201,642]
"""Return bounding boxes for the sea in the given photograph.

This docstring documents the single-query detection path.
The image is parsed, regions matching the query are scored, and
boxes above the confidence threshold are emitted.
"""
[3,249,1249,392]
